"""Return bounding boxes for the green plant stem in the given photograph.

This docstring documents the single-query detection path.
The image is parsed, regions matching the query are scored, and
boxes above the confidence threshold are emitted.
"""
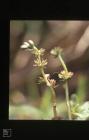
[40,67,51,87]
[38,54,51,87]
[64,82,72,120]
[58,55,68,72]
[40,67,57,118]
[58,54,72,120]
[50,86,58,118]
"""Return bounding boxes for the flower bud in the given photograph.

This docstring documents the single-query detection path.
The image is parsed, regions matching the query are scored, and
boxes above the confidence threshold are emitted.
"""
[20,44,27,49]
[28,40,34,46]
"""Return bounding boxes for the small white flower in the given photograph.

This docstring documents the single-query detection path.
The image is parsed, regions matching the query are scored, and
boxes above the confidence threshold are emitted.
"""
[24,42,29,46]
[20,42,29,49]
[28,40,34,45]
[20,44,27,49]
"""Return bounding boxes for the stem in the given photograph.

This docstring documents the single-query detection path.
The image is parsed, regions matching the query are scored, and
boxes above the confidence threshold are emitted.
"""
[35,48,58,119]
[50,86,57,118]
[58,55,68,72]
[64,82,72,120]
[38,54,50,87]
[40,67,57,118]
[58,54,72,120]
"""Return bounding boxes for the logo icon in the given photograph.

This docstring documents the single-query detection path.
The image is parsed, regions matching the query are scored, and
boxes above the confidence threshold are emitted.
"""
[2,129,12,137]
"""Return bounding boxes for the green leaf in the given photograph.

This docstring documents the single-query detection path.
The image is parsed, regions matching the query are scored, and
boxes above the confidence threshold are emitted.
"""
[76,101,89,120]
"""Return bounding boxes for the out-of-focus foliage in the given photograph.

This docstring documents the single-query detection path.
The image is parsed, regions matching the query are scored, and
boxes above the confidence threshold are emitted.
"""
[76,75,87,104]
[70,75,89,120]
[71,101,89,120]
[9,105,42,120]
[9,73,89,120]
[76,101,89,120]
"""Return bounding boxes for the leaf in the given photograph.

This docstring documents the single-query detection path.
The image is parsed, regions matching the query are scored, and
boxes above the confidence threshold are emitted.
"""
[76,101,89,120]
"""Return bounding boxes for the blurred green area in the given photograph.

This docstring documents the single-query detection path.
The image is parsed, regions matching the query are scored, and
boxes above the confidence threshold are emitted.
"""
[9,74,89,120]
[10,20,89,120]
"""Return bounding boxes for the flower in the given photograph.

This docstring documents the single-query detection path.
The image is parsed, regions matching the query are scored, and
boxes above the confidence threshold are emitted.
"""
[32,48,45,56]
[33,59,48,67]
[28,40,34,46]
[58,70,73,80]
[20,40,35,50]
[45,74,57,87]
[48,79,56,87]
[50,47,63,57]
[20,42,29,49]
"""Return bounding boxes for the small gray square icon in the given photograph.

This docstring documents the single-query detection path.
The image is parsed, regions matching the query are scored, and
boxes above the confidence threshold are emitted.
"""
[3,129,12,137]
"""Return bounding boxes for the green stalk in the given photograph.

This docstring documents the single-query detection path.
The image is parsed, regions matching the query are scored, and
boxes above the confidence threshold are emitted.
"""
[58,55,72,120]
[50,86,57,118]
[40,66,57,118]
[58,55,68,72]
[64,82,72,120]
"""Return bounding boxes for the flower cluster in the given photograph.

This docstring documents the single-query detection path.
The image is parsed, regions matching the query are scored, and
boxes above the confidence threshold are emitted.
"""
[21,40,47,68]
[45,74,56,88]
[34,59,48,67]
[48,79,56,88]
[58,70,73,80]
[32,48,45,57]
[20,40,35,50]
[38,74,56,88]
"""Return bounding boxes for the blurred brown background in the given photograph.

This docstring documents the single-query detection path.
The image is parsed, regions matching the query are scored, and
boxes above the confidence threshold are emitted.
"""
[10,20,89,105]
